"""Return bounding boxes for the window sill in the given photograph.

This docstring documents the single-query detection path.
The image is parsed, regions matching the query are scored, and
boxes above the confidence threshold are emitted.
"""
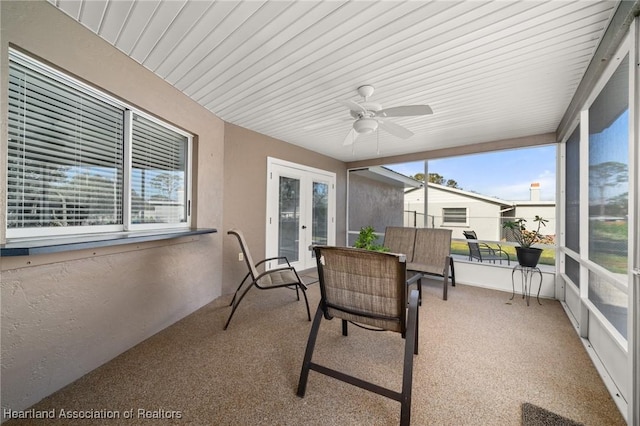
[0,228,217,257]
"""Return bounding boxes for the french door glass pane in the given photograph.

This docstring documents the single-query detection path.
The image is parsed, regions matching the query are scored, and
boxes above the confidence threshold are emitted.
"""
[312,182,328,248]
[278,176,300,263]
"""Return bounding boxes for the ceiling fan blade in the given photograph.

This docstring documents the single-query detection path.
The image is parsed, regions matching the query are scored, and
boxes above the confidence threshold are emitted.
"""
[376,105,433,117]
[342,127,359,146]
[378,118,414,139]
[337,99,367,115]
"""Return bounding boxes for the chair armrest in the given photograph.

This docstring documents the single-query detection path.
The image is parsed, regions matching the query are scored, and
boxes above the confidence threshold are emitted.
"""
[480,244,510,260]
[494,245,510,260]
[255,256,291,268]
[478,243,497,255]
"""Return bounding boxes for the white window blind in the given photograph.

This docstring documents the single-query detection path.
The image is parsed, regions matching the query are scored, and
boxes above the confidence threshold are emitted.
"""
[6,49,192,239]
[443,207,467,224]
[7,52,124,231]
[131,113,188,225]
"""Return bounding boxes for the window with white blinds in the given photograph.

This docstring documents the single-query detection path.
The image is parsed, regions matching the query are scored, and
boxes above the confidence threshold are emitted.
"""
[6,49,192,239]
[130,113,188,226]
[442,207,468,224]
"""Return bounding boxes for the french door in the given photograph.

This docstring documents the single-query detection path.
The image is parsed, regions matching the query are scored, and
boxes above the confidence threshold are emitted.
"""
[266,158,335,271]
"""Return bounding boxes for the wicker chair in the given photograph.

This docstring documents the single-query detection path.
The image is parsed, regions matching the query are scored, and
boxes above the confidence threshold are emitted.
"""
[462,230,510,265]
[224,229,311,330]
[297,246,419,426]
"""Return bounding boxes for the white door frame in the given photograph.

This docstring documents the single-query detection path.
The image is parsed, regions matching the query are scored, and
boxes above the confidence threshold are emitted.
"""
[266,157,336,271]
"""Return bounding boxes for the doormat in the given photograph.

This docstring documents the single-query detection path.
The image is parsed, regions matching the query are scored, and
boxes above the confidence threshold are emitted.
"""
[521,403,584,426]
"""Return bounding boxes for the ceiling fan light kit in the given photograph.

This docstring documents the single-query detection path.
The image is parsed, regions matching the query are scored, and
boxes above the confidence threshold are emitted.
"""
[353,117,378,134]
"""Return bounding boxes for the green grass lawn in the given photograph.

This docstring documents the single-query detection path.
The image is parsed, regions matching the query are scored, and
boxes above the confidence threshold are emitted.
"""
[452,241,556,266]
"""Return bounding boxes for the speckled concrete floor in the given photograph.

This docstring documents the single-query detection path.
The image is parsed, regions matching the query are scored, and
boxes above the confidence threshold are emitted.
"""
[7,279,626,425]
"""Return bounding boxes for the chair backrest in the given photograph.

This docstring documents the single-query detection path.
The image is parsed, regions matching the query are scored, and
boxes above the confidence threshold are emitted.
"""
[413,228,452,266]
[313,246,407,334]
[463,230,477,240]
[228,229,259,279]
[462,230,482,260]
[383,227,416,261]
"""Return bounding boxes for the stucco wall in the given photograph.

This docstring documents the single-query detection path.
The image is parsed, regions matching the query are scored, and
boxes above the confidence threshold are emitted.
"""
[1,1,224,413]
[222,123,347,296]
[347,173,404,245]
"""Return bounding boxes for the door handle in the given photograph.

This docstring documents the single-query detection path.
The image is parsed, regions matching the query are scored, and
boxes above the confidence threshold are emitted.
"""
[301,225,307,229]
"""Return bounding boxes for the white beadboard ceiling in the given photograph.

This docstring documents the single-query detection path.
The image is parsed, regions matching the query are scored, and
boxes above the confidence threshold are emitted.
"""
[48,0,619,162]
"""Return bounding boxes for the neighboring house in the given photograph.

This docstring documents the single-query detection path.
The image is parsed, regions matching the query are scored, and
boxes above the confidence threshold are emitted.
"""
[405,182,555,241]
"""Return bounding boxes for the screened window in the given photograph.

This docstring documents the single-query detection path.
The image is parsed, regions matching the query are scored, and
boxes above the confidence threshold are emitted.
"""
[585,53,629,339]
[6,50,191,239]
[588,54,629,274]
[442,207,467,224]
[565,126,580,253]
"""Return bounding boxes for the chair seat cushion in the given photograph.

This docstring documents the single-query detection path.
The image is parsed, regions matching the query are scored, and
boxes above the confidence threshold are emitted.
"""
[257,268,300,287]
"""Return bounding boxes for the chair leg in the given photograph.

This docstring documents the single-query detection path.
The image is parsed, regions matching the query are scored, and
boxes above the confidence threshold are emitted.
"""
[299,283,311,321]
[294,282,301,301]
[442,270,448,301]
[223,282,255,330]
[449,257,456,286]
[401,290,419,426]
[414,293,419,356]
[297,303,324,397]
[229,272,251,307]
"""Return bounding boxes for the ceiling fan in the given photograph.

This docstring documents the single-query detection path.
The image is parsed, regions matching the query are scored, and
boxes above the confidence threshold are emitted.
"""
[338,85,433,146]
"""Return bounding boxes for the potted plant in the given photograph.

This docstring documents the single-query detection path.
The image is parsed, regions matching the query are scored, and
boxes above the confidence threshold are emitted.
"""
[502,215,549,267]
[353,226,389,252]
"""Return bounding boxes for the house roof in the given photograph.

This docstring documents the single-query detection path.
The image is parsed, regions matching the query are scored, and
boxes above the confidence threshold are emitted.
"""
[351,166,423,189]
[406,182,557,208]
[407,182,514,207]
[48,0,632,162]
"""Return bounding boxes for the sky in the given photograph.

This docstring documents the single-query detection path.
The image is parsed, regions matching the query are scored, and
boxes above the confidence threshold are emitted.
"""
[386,145,557,201]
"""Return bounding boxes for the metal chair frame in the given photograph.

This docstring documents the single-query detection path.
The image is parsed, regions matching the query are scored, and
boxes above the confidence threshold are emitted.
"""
[224,229,311,330]
[297,246,419,426]
[463,230,510,265]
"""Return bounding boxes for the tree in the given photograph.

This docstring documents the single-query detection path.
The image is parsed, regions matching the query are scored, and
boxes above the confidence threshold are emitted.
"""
[445,179,459,188]
[589,161,628,216]
[427,172,444,185]
[412,172,425,182]
[150,172,183,201]
[412,172,460,189]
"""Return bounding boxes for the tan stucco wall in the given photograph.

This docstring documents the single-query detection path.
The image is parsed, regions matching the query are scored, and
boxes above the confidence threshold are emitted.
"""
[347,173,404,245]
[0,1,223,412]
[222,123,347,296]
